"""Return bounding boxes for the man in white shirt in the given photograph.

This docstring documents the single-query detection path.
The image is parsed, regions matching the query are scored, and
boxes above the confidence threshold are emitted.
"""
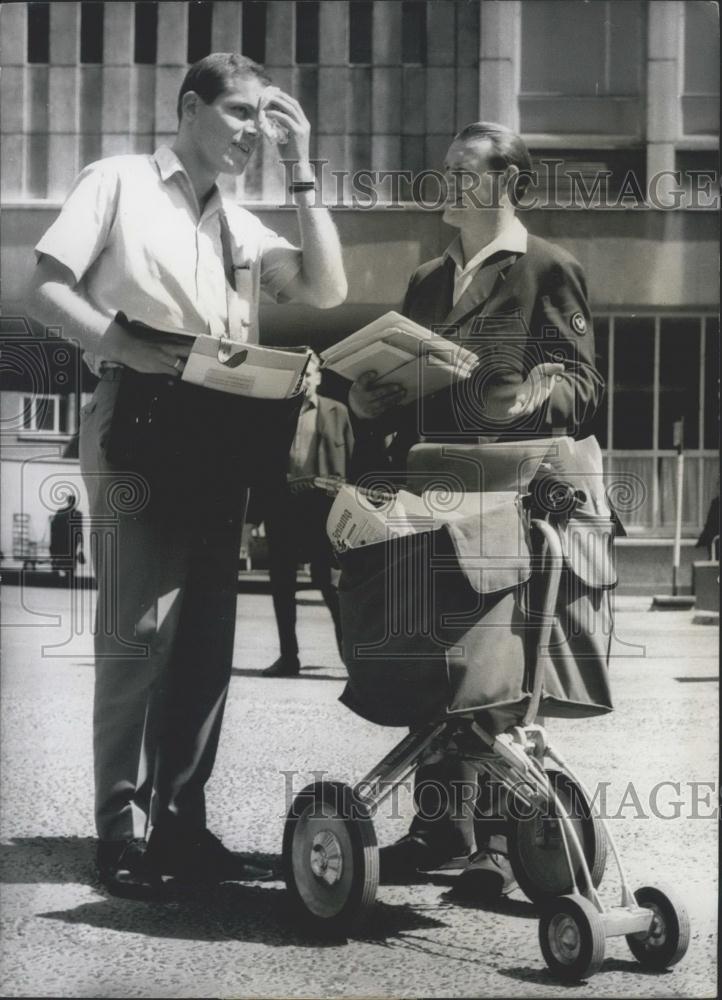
[28,53,347,899]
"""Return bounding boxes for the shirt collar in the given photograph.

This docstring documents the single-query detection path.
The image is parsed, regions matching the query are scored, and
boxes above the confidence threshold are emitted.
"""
[153,146,189,182]
[152,146,223,217]
[445,217,528,275]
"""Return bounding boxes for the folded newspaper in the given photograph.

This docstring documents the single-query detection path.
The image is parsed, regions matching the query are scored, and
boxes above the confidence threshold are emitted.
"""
[326,485,439,550]
[320,311,478,402]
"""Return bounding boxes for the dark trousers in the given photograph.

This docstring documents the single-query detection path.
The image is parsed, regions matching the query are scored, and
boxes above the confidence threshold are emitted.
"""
[80,375,245,841]
[410,758,506,856]
[265,492,343,661]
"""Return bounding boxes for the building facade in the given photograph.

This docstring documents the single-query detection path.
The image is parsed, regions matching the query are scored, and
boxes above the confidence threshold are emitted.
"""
[1,1,719,581]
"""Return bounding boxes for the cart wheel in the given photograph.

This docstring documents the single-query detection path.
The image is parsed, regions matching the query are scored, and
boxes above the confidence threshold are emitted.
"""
[282,781,378,936]
[626,884,690,970]
[539,894,606,982]
[507,769,606,904]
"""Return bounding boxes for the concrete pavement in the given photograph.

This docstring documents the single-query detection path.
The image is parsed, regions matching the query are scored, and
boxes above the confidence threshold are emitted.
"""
[0,583,718,999]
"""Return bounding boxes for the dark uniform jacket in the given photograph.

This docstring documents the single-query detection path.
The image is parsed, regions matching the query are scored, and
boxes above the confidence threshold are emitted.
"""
[352,234,604,473]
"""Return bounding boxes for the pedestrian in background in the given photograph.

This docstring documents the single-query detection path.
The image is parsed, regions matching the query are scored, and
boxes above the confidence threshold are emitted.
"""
[49,493,85,577]
[252,352,354,677]
[696,487,720,559]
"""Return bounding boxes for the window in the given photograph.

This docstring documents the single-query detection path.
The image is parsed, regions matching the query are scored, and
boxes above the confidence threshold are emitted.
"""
[520,1,644,136]
[349,1,373,64]
[295,1,319,64]
[80,2,104,64]
[683,1,720,97]
[521,0,643,97]
[187,1,213,63]
[20,395,72,436]
[134,1,158,64]
[402,0,427,65]
[704,317,720,451]
[674,151,720,208]
[27,2,50,64]
[612,317,655,449]
[659,318,701,449]
[242,0,266,64]
[586,317,609,448]
[597,313,719,534]
[525,150,647,208]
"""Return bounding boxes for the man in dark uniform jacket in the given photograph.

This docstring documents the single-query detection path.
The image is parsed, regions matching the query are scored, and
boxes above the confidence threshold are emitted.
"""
[348,123,604,898]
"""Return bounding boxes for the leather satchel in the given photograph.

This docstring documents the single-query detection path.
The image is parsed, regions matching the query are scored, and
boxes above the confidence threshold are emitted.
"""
[106,349,304,514]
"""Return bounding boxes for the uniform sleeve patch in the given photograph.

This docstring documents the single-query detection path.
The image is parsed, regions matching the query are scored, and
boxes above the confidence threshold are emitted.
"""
[571,312,587,335]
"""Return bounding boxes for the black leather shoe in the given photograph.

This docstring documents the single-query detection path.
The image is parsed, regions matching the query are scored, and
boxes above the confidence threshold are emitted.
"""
[147,827,274,884]
[96,838,162,900]
[379,834,470,884]
[262,656,300,677]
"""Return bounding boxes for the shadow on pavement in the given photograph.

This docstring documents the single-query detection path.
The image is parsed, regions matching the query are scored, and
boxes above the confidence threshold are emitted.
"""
[39,883,309,946]
[594,958,674,977]
[0,836,96,884]
[4,838,451,947]
[499,958,674,986]
[498,966,584,988]
[356,900,448,941]
[379,871,457,888]
[231,667,345,682]
[0,838,279,889]
[38,884,449,947]
[439,888,537,919]
[355,901,494,964]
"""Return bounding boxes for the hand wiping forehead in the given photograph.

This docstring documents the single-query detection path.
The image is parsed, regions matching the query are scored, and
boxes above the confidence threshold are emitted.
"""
[257,87,290,145]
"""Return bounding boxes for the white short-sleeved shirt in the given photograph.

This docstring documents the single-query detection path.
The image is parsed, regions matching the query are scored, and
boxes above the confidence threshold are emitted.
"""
[35,146,301,373]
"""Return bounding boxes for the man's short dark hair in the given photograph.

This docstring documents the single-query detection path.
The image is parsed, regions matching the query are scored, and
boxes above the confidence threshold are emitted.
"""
[454,122,533,206]
[177,52,272,121]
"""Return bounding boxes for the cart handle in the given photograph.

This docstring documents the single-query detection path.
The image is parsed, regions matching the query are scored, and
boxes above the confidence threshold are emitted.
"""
[522,518,564,726]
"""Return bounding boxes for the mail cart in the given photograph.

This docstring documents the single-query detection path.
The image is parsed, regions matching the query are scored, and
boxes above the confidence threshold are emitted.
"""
[281,440,690,982]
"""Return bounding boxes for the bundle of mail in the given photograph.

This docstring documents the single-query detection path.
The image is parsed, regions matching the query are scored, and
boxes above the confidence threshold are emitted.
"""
[320,311,479,402]
[326,483,519,551]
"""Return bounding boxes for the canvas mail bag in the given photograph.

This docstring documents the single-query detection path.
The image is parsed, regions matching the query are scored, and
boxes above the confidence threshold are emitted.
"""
[337,480,615,733]
[105,319,304,514]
